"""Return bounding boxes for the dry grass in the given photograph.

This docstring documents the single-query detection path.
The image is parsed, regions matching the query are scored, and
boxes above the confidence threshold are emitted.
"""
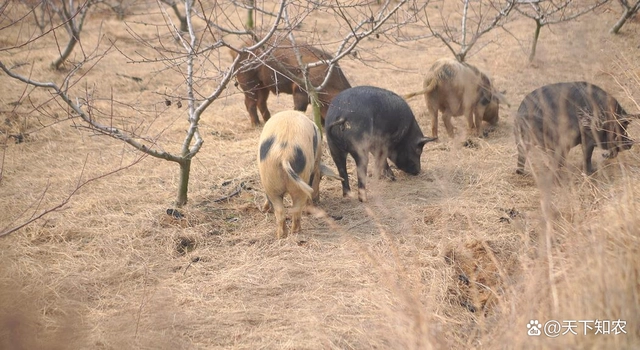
[1,1,640,349]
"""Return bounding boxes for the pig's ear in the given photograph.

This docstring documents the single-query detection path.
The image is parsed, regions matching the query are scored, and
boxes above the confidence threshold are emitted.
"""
[417,137,437,148]
[493,90,510,108]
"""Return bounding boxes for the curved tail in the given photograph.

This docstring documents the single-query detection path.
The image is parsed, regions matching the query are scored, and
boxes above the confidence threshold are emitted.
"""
[403,77,437,100]
[282,160,313,199]
[403,90,425,99]
[326,117,347,134]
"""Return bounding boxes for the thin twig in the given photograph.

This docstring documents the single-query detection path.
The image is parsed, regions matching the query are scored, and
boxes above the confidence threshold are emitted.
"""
[0,153,147,238]
[213,182,246,203]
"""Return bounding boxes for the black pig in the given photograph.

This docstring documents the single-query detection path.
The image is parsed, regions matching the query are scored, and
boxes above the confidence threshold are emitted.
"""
[325,86,437,202]
[515,81,637,175]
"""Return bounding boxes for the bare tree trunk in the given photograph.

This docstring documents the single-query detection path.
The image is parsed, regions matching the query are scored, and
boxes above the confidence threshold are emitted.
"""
[529,20,542,62]
[309,90,323,135]
[461,0,469,55]
[518,0,609,61]
[610,0,640,34]
[159,0,188,32]
[169,1,188,32]
[51,30,79,69]
[174,0,201,207]
[246,0,255,29]
[176,159,191,207]
[50,0,92,70]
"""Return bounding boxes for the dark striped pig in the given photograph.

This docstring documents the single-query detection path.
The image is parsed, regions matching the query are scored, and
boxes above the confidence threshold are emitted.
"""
[325,86,437,202]
[404,58,509,139]
[258,110,340,238]
[515,81,637,175]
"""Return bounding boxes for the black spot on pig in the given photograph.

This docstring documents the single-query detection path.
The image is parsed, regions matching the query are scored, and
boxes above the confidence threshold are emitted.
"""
[291,146,306,174]
[259,136,275,162]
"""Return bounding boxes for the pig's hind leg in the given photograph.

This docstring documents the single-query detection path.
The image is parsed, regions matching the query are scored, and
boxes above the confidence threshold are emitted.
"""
[374,149,395,181]
[352,151,369,202]
[328,142,351,197]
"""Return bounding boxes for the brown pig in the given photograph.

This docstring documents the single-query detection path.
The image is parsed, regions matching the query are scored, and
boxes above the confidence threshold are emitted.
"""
[404,58,509,138]
[232,39,351,126]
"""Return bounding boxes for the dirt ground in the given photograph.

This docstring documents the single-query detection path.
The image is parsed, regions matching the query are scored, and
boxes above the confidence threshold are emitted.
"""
[1,1,640,349]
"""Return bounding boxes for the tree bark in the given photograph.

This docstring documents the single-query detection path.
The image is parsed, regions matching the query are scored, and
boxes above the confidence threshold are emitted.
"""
[246,0,254,29]
[529,20,542,62]
[309,90,323,136]
[51,30,79,69]
[169,2,188,32]
[176,159,191,207]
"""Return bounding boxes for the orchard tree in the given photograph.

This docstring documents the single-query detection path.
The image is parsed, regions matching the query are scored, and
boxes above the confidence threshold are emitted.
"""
[516,0,609,62]
[0,0,428,238]
[159,0,188,32]
[274,0,429,130]
[423,0,517,62]
[49,0,100,70]
[16,0,101,69]
[1,0,287,207]
[610,0,640,34]
[19,0,55,34]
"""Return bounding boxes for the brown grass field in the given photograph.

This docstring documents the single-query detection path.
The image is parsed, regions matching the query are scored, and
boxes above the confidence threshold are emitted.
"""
[1,1,640,349]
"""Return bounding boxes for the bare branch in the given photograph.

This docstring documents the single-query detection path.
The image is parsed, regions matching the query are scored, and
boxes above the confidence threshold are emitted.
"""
[0,153,147,238]
[515,0,609,61]
[49,0,96,70]
[0,62,184,163]
[424,0,516,62]
[280,0,425,92]
[516,0,609,25]
[159,0,188,32]
[610,0,640,34]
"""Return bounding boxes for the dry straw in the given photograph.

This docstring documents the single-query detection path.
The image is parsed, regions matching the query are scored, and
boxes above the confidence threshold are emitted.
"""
[1,2,639,349]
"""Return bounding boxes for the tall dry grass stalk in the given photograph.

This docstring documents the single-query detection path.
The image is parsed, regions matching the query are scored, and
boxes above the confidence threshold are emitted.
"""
[479,165,640,349]
[478,60,640,347]
[345,56,640,348]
